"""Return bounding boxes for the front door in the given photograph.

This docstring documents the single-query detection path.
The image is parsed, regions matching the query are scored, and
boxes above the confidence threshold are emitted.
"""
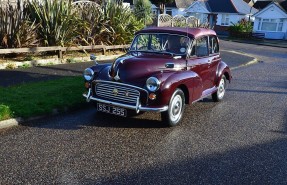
[208,35,221,86]
[187,36,213,90]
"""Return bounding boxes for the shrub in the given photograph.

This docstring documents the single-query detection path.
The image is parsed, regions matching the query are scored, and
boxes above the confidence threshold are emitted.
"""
[75,1,144,45]
[134,0,154,25]
[0,104,12,121]
[28,0,84,46]
[229,19,253,33]
[0,0,38,48]
[6,63,17,69]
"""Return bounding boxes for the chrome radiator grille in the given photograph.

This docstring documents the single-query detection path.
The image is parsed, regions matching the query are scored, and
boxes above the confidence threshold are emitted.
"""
[95,82,140,105]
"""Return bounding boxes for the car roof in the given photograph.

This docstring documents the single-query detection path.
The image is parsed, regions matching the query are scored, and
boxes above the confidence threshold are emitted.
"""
[136,27,217,38]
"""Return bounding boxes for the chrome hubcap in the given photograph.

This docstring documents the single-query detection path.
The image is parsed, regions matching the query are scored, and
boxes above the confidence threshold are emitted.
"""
[218,78,225,99]
[170,95,182,122]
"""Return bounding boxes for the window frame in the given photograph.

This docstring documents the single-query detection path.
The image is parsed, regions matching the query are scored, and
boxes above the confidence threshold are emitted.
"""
[208,35,219,56]
[258,18,284,32]
[165,8,172,16]
[193,36,209,58]
[221,14,230,26]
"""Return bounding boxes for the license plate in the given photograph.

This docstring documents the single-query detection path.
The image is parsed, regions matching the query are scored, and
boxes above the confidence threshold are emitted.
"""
[97,103,127,117]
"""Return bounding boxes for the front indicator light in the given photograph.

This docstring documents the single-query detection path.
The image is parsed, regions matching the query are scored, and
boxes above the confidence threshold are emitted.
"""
[149,93,157,100]
[85,82,90,88]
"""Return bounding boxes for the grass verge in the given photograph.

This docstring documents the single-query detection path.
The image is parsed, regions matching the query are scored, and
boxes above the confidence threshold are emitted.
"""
[0,76,86,121]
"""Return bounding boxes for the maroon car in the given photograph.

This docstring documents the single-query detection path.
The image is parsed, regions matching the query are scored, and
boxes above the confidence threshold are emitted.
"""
[83,27,231,126]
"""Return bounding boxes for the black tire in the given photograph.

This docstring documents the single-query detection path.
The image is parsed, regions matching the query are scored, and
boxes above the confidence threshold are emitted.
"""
[161,88,185,127]
[212,75,227,102]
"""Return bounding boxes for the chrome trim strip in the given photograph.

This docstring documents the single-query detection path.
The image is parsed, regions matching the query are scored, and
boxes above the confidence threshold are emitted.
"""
[83,93,168,112]
[192,86,218,104]
[93,80,148,94]
[86,88,91,102]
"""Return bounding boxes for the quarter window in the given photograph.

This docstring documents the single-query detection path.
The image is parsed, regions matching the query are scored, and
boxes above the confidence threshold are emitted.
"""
[209,36,219,54]
[195,37,208,57]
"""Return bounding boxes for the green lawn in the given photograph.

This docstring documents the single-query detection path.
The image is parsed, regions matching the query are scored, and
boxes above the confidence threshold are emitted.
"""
[0,76,87,121]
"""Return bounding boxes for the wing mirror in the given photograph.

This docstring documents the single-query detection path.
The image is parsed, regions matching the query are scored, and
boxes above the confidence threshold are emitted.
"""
[90,54,98,65]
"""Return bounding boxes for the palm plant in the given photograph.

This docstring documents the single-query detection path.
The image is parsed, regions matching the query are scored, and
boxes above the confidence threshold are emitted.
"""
[76,0,144,45]
[28,0,83,46]
[0,0,38,48]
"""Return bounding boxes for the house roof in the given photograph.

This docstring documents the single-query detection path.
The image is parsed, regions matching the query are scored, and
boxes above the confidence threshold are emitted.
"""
[175,0,195,9]
[207,0,257,14]
[253,1,287,17]
[232,0,258,14]
[166,0,195,8]
[254,0,287,11]
[184,0,257,14]
[198,1,212,12]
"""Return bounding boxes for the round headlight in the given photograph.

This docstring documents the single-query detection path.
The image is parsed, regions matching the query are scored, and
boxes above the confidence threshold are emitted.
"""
[83,68,94,81]
[146,77,160,92]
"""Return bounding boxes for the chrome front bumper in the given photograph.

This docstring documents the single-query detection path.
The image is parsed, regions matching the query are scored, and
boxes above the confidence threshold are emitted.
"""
[83,89,168,113]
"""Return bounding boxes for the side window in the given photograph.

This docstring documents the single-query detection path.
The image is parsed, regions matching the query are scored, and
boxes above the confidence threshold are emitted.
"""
[195,37,208,57]
[209,36,219,54]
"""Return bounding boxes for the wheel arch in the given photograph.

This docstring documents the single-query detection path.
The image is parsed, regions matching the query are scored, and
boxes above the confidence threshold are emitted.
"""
[216,61,232,86]
[177,84,189,104]
[158,71,202,106]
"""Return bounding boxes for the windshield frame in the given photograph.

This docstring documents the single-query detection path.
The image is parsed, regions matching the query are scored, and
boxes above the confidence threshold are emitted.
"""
[129,33,192,56]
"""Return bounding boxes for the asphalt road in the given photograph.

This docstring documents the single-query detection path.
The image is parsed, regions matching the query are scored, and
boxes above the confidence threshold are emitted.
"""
[0,41,286,184]
[0,50,253,87]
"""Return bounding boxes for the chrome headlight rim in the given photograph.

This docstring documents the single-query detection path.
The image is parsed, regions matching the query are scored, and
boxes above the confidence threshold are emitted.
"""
[83,68,94,81]
[146,77,160,92]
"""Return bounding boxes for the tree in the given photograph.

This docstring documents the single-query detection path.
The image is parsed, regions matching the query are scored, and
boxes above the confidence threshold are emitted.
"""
[134,0,153,25]
[150,0,174,14]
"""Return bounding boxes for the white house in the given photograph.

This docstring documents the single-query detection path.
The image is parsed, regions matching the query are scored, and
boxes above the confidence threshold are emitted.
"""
[161,0,195,16]
[253,2,287,40]
[184,0,258,35]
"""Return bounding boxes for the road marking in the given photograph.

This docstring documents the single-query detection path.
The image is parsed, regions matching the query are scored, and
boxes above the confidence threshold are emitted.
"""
[222,49,259,70]
[221,49,256,58]
[231,58,259,70]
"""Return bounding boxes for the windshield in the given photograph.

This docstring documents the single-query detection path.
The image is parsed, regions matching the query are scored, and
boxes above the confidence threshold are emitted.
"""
[130,33,190,55]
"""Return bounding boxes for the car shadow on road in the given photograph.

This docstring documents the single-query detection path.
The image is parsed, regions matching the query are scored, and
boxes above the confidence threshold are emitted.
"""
[89,111,167,129]
[81,137,287,184]
[270,110,287,135]
[21,108,167,130]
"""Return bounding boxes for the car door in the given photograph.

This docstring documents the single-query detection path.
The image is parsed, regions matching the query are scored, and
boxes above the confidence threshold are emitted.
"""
[187,36,212,90]
[208,35,221,86]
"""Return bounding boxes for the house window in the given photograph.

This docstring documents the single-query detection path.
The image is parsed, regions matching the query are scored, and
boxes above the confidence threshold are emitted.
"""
[166,9,172,16]
[221,14,230,26]
[259,19,284,32]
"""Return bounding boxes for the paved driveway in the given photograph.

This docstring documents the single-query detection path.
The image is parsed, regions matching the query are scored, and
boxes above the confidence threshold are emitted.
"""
[0,41,286,184]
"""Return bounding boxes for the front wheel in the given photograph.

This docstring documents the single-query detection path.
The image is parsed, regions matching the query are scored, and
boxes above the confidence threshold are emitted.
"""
[212,75,227,102]
[161,89,185,127]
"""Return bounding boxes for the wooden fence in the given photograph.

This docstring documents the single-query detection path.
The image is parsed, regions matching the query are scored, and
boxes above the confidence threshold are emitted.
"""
[0,44,130,58]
